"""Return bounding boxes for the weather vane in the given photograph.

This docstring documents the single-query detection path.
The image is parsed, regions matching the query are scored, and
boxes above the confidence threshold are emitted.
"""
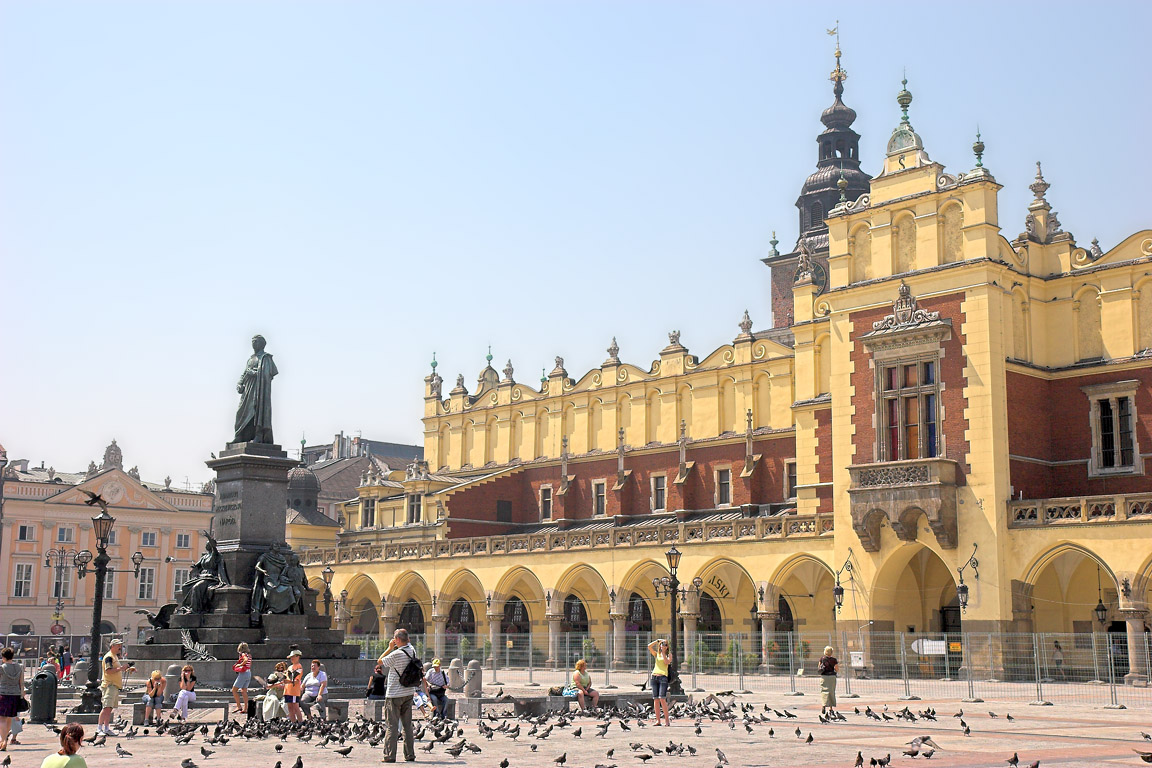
[827,21,846,84]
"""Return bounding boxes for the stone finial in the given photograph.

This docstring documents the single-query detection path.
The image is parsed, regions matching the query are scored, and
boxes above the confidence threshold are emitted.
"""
[668,330,681,347]
[502,359,514,382]
[450,374,467,395]
[102,439,123,471]
[606,337,620,362]
[973,129,985,168]
[540,368,547,384]
[897,75,913,127]
[128,466,140,480]
[746,409,754,433]
[794,243,815,284]
[428,371,443,398]
[1090,238,1104,259]
[47,466,55,480]
[164,475,172,490]
[837,169,848,202]
[550,357,567,377]
[679,419,688,441]
[767,231,779,259]
[738,309,753,337]
[430,351,438,372]
[485,345,493,365]
[1029,161,1050,204]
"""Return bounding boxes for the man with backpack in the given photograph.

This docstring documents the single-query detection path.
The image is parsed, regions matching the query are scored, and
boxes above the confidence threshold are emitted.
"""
[378,628,427,763]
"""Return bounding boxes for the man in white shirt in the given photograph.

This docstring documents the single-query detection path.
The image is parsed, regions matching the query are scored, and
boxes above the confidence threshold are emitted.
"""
[378,628,426,763]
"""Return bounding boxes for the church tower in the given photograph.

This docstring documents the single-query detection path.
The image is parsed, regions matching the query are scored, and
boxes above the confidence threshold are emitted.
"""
[764,40,871,328]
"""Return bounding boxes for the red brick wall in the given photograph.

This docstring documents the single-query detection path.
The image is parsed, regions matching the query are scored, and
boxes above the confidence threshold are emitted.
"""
[815,408,833,513]
[1007,367,1152,498]
[769,254,830,329]
[849,292,970,480]
[444,435,798,536]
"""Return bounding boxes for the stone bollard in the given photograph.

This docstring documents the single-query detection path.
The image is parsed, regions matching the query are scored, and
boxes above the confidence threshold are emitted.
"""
[448,658,464,690]
[164,664,184,705]
[72,661,88,686]
[464,660,483,698]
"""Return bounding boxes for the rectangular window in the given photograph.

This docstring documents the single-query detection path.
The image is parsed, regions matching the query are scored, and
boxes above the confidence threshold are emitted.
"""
[407,495,422,525]
[1083,383,1142,476]
[52,571,71,599]
[174,568,191,594]
[13,564,33,597]
[784,461,798,500]
[106,529,118,545]
[652,475,667,511]
[540,487,552,520]
[104,573,115,600]
[138,568,155,601]
[362,499,376,528]
[880,358,940,460]
[57,527,74,543]
[717,469,731,506]
[592,482,606,517]
[496,500,512,523]
[141,531,157,548]
[17,525,35,541]
[176,533,191,549]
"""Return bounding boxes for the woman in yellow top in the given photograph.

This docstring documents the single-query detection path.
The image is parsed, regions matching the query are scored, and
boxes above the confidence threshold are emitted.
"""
[647,639,672,726]
[40,723,86,768]
[571,659,599,710]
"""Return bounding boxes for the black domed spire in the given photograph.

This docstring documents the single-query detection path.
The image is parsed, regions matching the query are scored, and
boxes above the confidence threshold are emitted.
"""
[795,38,871,253]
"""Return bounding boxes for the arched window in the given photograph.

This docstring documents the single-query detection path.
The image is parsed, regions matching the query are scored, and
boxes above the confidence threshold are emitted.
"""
[562,594,589,634]
[447,598,475,636]
[502,595,530,634]
[775,595,795,634]
[398,598,425,637]
[697,593,723,652]
[627,593,653,633]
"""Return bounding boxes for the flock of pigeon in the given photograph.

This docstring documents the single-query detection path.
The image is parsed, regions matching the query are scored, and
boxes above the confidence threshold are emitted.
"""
[17,695,1152,767]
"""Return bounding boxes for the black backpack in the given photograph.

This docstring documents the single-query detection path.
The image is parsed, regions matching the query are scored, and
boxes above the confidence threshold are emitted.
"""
[398,647,424,688]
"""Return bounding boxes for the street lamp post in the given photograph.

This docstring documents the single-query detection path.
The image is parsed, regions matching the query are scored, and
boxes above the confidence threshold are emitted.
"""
[44,547,81,630]
[321,565,335,616]
[74,508,145,714]
[652,545,700,698]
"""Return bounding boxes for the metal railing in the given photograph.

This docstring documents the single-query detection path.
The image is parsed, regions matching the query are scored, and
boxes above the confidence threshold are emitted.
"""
[346,629,1152,709]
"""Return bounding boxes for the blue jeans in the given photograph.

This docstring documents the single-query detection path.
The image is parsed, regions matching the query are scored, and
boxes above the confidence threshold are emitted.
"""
[650,674,669,699]
[428,689,448,718]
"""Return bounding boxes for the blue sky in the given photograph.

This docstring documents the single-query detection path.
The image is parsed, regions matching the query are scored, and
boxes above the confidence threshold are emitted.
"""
[2,1,1148,487]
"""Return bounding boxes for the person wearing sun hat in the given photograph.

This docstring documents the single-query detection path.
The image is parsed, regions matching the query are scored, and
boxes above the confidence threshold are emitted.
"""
[98,639,133,736]
[283,649,304,722]
[426,658,450,719]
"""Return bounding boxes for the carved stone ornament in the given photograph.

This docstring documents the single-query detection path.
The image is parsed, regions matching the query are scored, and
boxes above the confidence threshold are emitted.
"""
[793,244,814,284]
[428,371,443,398]
[606,337,620,362]
[502,359,515,382]
[872,282,940,331]
[738,310,753,336]
[668,330,681,346]
[550,356,567,377]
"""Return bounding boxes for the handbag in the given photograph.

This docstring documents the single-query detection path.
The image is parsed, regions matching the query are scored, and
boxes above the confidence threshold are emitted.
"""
[15,696,30,713]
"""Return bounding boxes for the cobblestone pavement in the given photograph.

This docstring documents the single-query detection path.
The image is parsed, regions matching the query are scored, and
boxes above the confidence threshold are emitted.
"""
[6,688,1152,767]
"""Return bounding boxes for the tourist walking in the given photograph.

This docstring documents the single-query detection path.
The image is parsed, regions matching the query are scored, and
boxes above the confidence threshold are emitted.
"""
[231,643,252,714]
[143,670,166,724]
[818,645,838,714]
[40,722,87,768]
[379,628,426,763]
[1052,640,1065,680]
[61,646,73,682]
[174,664,197,720]
[99,638,133,735]
[647,639,672,726]
[571,659,599,711]
[300,659,328,719]
[425,659,450,719]
[0,647,26,751]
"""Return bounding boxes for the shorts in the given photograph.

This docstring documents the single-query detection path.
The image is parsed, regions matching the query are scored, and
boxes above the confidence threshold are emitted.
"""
[233,670,252,689]
[101,685,121,709]
[142,694,163,709]
[283,695,299,704]
[650,674,669,699]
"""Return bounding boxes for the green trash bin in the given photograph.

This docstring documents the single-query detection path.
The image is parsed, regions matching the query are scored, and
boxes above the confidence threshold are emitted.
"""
[30,668,59,723]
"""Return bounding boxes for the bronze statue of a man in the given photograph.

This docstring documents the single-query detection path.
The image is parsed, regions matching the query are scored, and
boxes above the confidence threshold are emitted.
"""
[234,334,278,444]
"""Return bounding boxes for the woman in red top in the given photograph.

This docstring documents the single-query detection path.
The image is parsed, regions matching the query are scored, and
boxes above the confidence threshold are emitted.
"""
[231,643,252,714]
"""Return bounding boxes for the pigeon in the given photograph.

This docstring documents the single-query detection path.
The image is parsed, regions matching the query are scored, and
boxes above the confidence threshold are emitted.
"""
[334,746,353,758]
[80,489,109,511]
[420,741,435,753]
[1006,713,1014,722]
[921,749,935,759]
[291,757,303,768]
[200,747,215,758]
[573,727,582,738]
[115,744,132,758]
[500,760,509,768]
[903,748,918,758]
[180,760,199,768]
[1008,753,1019,767]
[1143,732,1152,741]
[855,752,864,768]
[1134,751,1152,764]
[1,756,9,768]
[275,744,283,752]
[635,756,653,764]
[805,733,813,745]
[554,753,567,765]
[716,748,728,765]
[988,711,998,719]
[607,749,615,758]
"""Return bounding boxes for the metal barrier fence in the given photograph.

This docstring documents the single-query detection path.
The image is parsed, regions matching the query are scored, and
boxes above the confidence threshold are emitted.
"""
[347,630,1152,708]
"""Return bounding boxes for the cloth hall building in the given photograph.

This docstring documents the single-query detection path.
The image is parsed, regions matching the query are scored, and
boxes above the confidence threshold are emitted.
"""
[305,56,1152,681]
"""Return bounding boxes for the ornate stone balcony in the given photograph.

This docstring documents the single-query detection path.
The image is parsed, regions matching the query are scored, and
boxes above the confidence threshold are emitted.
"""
[1008,492,1152,528]
[847,457,959,552]
[302,509,834,567]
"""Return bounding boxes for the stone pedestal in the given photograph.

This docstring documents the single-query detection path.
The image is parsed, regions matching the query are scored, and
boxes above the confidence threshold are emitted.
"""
[205,442,299,591]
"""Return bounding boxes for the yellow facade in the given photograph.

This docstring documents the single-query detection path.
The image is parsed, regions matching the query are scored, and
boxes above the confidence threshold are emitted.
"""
[304,76,1152,678]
